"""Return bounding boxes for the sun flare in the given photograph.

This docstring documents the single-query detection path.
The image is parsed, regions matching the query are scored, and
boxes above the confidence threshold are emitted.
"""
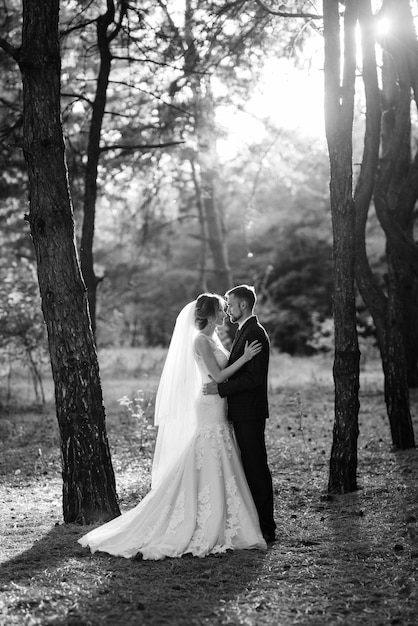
[216,58,325,161]
[376,16,391,36]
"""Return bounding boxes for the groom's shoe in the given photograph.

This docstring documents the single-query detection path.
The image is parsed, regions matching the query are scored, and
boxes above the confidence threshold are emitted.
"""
[263,533,276,544]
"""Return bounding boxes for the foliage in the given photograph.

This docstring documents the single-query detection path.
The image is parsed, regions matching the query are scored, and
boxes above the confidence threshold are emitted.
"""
[117,388,156,451]
[0,257,48,404]
[88,121,338,353]
[0,0,398,360]
[96,264,199,347]
[306,313,334,353]
[264,229,334,354]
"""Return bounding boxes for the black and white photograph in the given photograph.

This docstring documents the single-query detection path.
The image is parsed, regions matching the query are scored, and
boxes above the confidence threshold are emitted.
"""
[1,1,417,624]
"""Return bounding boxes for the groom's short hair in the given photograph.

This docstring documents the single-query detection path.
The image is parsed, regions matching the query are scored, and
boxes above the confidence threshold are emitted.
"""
[226,284,256,311]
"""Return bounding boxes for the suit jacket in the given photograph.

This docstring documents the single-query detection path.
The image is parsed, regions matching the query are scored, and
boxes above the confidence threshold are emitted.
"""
[218,316,270,422]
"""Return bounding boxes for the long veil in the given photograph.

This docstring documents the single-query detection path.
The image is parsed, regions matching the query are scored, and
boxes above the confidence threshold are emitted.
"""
[151,300,200,488]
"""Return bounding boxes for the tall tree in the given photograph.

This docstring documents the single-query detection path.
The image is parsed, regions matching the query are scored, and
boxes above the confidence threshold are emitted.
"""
[153,0,295,293]
[0,0,120,523]
[59,0,187,334]
[192,76,232,293]
[378,0,418,390]
[354,0,415,449]
[157,0,235,292]
[78,0,128,335]
[323,0,360,494]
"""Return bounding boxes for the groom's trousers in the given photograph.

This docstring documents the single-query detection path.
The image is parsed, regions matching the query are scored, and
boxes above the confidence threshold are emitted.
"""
[232,419,276,537]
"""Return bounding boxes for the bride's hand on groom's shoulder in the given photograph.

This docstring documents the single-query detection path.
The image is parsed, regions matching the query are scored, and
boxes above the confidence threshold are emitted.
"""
[243,340,262,362]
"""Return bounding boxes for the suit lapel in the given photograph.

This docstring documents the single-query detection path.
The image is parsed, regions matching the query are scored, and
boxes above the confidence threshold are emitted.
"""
[229,317,256,361]
[230,327,242,352]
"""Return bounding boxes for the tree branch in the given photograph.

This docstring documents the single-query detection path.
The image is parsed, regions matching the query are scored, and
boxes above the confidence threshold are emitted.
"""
[61,93,94,106]
[354,0,387,316]
[112,54,207,74]
[0,37,20,61]
[155,0,186,53]
[107,0,128,43]
[59,18,98,38]
[254,0,322,19]
[108,79,191,115]
[99,140,185,153]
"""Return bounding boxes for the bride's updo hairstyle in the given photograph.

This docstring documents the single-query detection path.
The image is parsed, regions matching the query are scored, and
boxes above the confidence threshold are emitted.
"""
[195,293,223,330]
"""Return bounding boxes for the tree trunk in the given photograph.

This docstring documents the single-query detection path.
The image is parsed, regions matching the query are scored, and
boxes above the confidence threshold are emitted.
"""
[19,0,120,523]
[354,0,415,449]
[190,157,209,292]
[194,81,232,294]
[182,2,232,294]
[380,0,418,388]
[383,250,415,446]
[373,0,415,446]
[200,168,232,293]
[401,275,418,388]
[323,0,360,494]
[79,1,127,336]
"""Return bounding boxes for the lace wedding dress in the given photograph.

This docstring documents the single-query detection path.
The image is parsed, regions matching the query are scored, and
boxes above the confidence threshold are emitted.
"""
[78,337,267,560]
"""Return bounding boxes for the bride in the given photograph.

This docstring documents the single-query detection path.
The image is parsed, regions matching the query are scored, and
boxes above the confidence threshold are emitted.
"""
[78,293,267,560]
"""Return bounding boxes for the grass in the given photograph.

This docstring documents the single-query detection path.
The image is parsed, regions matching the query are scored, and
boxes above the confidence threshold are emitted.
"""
[1,350,418,625]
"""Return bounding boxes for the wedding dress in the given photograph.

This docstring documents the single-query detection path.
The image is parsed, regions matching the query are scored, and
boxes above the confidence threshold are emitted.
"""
[78,336,267,560]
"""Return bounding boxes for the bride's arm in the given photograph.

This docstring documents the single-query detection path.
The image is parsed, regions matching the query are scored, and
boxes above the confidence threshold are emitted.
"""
[195,335,261,383]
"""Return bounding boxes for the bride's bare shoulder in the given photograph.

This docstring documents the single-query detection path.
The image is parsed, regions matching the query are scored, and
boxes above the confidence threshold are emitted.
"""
[194,333,213,355]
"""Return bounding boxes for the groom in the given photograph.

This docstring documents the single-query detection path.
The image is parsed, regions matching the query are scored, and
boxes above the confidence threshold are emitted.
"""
[204,284,276,543]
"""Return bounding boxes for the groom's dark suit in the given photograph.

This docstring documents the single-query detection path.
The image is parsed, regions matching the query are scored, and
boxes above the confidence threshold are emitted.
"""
[217,316,276,539]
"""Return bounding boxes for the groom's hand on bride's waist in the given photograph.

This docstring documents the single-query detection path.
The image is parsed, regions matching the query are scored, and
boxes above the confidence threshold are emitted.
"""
[203,379,219,395]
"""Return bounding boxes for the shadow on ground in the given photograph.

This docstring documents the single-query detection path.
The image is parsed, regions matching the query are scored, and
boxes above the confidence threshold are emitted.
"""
[0,521,269,625]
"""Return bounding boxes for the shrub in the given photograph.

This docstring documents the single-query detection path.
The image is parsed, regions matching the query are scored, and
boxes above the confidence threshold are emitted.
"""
[0,257,48,404]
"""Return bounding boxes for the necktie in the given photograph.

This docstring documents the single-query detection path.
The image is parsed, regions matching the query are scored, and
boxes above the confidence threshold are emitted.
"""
[231,327,242,349]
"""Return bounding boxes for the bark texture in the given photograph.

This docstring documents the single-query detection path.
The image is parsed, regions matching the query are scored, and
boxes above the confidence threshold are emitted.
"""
[379,0,418,389]
[80,0,127,335]
[324,0,360,494]
[20,0,120,523]
[354,0,415,449]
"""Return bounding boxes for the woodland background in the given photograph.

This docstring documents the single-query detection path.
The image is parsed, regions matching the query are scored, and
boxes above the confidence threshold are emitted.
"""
[0,0,416,499]
[0,0,385,405]
[1,2,418,624]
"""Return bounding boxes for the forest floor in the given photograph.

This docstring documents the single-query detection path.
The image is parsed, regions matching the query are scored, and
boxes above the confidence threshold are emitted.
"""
[1,350,418,626]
